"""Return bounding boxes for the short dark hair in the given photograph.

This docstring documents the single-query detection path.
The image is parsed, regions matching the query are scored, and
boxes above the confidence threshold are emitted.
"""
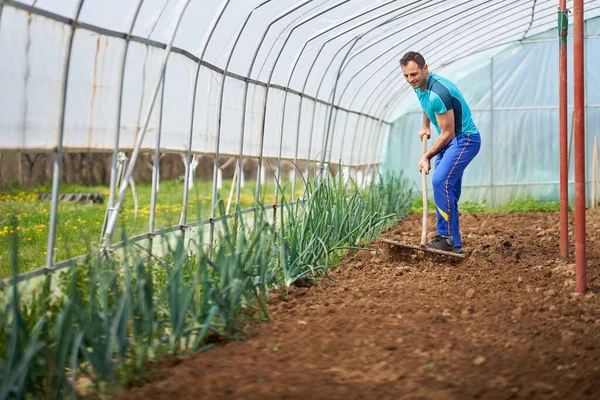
[400,51,426,68]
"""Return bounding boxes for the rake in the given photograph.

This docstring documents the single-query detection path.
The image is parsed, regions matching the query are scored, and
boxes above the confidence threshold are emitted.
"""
[382,136,465,260]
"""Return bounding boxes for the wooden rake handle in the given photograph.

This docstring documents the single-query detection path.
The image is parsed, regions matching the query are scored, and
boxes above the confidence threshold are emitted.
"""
[421,137,428,246]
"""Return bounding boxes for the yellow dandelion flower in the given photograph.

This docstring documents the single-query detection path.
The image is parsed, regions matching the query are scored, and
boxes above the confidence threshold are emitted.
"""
[73,226,78,230]
[27,237,32,241]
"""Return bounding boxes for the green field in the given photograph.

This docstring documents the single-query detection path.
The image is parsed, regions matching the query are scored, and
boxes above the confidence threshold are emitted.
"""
[1,177,569,279]
[0,179,294,278]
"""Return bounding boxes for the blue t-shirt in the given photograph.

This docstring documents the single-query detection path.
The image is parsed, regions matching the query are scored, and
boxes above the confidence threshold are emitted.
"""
[415,72,479,136]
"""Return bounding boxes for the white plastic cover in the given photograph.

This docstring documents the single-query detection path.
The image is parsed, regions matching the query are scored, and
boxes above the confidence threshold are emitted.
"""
[3,0,600,168]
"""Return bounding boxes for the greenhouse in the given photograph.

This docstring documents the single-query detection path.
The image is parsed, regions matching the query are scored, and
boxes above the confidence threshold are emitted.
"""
[1,0,600,398]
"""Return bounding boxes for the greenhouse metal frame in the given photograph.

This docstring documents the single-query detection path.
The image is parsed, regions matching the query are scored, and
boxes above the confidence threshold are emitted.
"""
[1,0,598,290]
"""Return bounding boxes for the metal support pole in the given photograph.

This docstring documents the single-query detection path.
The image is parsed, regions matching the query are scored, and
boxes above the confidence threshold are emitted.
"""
[251,0,313,206]
[490,56,495,206]
[573,0,586,294]
[102,0,192,248]
[180,0,230,232]
[46,0,86,269]
[272,1,351,204]
[210,5,261,249]
[148,75,166,253]
[559,0,569,258]
[102,0,146,240]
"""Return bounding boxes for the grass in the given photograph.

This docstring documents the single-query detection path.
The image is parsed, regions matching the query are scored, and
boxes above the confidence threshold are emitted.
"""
[0,179,294,278]
[410,197,565,214]
[0,171,414,398]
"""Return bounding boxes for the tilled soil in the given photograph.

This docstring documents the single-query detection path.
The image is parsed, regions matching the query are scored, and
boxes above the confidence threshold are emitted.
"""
[122,211,600,400]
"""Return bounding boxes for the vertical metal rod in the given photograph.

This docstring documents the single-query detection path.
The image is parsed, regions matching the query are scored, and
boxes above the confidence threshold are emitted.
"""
[319,37,362,177]
[490,56,495,207]
[559,0,569,257]
[102,0,192,248]
[294,2,415,182]
[352,71,399,170]
[210,7,259,248]
[271,1,351,204]
[355,117,374,173]
[237,0,313,206]
[301,2,421,179]
[46,0,86,269]
[348,115,366,167]
[593,136,598,208]
[102,0,145,239]
[180,0,230,232]
[285,0,399,198]
[148,72,166,252]
[318,0,482,170]
[573,0,587,294]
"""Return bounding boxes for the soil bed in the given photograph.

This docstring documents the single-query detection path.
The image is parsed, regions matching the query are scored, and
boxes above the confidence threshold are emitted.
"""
[122,211,600,400]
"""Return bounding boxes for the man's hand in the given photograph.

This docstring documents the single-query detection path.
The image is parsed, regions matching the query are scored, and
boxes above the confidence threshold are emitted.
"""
[418,126,431,140]
[418,155,430,174]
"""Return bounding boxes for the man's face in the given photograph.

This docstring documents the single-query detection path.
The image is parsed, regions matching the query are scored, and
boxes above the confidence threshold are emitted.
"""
[401,60,428,90]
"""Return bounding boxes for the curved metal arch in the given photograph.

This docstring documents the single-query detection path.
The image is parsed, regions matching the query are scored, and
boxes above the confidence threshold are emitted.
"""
[326,0,514,166]
[102,0,146,240]
[335,0,521,112]
[223,0,314,205]
[260,0,422,186]
[206,0,273,250]
[343,0,570,140]
[291,1,428,187]
[361,3,600,169]
[345,67,400,167]
[352,0,596,123]
[315,0,496,168]
[337,0,497,78]
[358,15,560,167]
[252,0,343,84]
[232,0,333,208]
[102,0,192,248]
[338,0,530,150]
[178,0,230,228]
[279,0,400,197]
[250,0,353,203]
[437,1,600,68]
[300,1,442,174]
[338,0,534,114]
[269,0,401,199]
[46,0,87,268]
[378,1,600,125]
[248,0,427,199]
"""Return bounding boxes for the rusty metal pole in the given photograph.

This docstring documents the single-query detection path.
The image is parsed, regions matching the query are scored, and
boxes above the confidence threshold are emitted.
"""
[558,1,569,258]
[573,0,586,293]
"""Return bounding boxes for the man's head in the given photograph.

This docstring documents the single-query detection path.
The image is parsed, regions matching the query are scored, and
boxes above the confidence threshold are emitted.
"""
[400,51,428,90]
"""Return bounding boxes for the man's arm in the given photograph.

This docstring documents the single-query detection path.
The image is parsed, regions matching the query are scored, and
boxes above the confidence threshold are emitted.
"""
[425,110,455,159]
[418,110,455,173]
[418,112,431,140]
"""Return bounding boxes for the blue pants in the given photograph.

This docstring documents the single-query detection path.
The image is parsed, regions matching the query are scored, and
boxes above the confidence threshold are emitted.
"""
[432,133,481,248]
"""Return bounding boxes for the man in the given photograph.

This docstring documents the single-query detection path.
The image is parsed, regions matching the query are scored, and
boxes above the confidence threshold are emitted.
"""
[400,51,481,254]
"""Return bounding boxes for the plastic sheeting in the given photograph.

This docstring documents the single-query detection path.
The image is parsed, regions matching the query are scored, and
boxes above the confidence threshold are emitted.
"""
[2,0,600,168]
[383,16,600,205]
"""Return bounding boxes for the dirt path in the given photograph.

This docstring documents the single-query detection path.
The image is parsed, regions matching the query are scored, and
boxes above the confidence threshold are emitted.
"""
[123,211,600,400]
